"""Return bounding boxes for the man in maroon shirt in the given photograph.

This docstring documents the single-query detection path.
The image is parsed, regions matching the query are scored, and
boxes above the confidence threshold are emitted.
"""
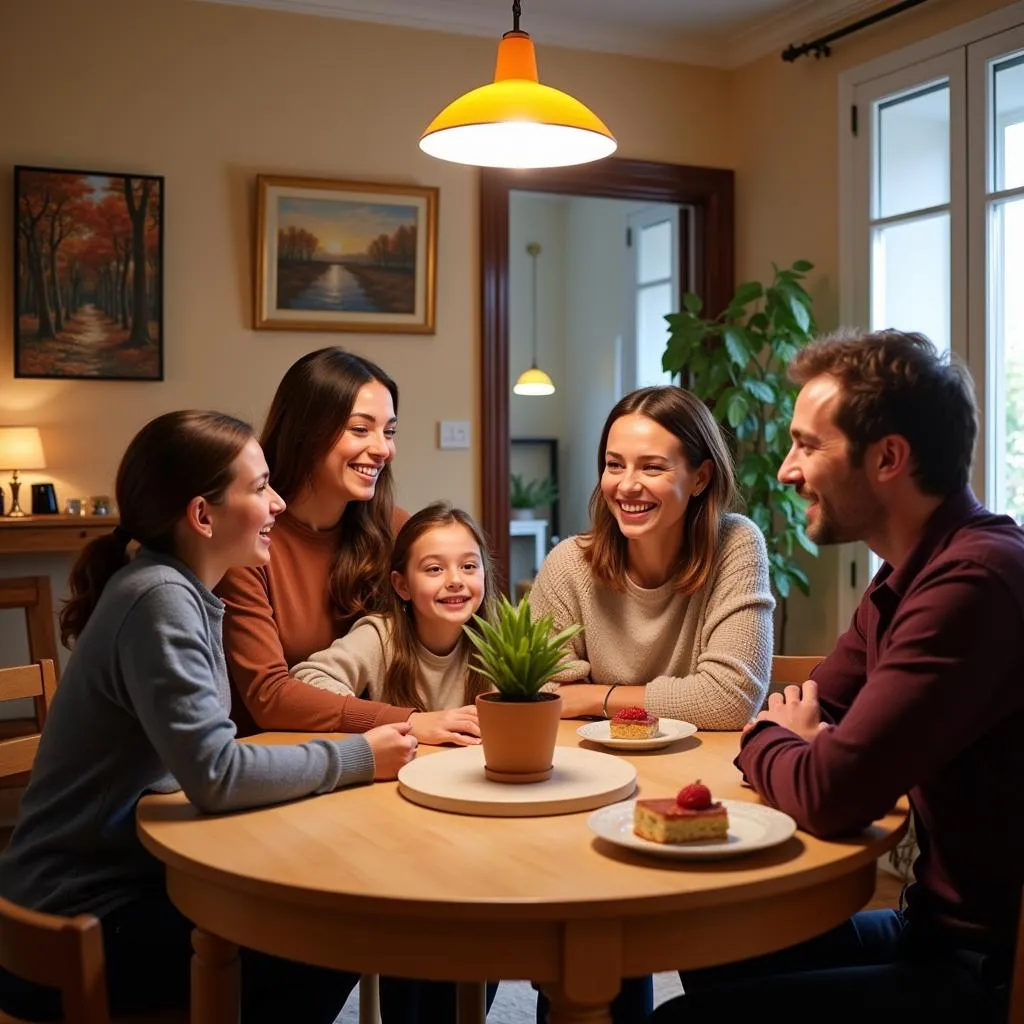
[652,329,1023,1022]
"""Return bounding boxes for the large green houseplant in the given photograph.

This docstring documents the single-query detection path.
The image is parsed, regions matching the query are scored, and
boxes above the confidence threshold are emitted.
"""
[662,260,819,650]
[464,595,581,783]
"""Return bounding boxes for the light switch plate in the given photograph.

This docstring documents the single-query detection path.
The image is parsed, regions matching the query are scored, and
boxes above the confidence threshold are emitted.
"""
[439,420,471,449]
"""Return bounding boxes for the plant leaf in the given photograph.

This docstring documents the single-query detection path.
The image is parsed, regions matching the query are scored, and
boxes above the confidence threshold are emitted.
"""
[682,291,703,315]
[723,327,750,368]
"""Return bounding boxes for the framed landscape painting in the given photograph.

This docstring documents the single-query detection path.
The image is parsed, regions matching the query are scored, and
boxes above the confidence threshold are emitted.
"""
[14,165,164,380]
[254,175,438,334]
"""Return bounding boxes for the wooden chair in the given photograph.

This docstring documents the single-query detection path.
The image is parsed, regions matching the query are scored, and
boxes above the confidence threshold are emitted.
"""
[770,655,824,686]
[0,660,56,850]
[0,661,56,778]
[763,655,824,707]
[0,577,61,791]
[0,577,60,681]
[0,894,185,1024]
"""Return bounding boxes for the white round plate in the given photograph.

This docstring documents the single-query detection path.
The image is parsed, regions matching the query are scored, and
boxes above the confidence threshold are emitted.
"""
[587,798,798,860]
[576,718,698,751]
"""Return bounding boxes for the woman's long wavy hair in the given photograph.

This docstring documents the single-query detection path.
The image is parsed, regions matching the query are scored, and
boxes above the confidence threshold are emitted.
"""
[260,347,399,634]
[60,411,253,646]
[581,386,736,594]
[380,502,497,711]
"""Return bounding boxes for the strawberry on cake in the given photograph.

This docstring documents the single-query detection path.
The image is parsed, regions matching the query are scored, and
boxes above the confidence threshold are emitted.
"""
[609,706,659,739]
[633,780,729,844]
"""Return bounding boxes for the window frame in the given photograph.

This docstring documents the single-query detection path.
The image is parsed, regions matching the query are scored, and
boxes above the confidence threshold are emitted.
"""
[836,1,1024,631]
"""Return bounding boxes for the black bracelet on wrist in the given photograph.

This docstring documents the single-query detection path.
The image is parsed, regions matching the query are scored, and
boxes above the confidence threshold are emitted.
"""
[602,684,617,719]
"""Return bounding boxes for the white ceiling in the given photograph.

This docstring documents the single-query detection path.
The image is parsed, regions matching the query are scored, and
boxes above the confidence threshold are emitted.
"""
[198,0,895,68]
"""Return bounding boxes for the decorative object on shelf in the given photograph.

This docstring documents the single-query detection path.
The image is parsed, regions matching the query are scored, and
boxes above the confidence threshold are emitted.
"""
[509,473,557,520]
[14,166,164,381]
[663,260,818,652]
[419,0,616,169]
[513,242,555,396]
[254,175,438,334]
[465,595,581,783]
[30,483,58,515]
[90,495,111,515]
[0,427,46,518]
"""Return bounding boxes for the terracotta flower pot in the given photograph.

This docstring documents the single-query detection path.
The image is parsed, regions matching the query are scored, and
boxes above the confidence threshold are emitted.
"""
[475,691,563,784]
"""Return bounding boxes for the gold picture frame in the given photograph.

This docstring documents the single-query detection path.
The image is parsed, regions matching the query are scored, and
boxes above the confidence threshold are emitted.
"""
[254,174,438,334]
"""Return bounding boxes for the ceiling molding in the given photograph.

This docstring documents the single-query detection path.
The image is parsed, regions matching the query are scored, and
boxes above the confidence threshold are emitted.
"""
[196,0,905,69]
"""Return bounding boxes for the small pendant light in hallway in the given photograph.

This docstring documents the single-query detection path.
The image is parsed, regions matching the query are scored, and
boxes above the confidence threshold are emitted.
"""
[513,242,555,397]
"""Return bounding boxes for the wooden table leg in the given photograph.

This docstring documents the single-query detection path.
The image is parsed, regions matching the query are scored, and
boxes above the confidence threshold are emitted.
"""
[191,927,240,1024]
[541,985,613,1024]
[359,973,381,1024]
[541,918,620,1024]
[456,980,487,1024]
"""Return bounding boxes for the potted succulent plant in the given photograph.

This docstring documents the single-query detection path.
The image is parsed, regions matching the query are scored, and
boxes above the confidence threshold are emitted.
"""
[464,595,581,784]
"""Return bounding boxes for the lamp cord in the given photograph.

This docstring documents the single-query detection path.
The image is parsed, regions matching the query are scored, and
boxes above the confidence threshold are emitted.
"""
[512,0,521,33]
[529,242,539,368]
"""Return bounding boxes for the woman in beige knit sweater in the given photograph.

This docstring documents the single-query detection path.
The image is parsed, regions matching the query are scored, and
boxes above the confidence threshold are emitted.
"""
[529,385,774,731]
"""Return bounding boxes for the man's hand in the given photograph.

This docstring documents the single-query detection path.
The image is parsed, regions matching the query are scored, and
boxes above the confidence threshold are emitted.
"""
[742,680,829,742]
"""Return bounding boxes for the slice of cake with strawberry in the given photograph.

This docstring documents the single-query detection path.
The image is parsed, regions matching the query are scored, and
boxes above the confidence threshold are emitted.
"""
[609,706,659,739]
[633,780,729,844]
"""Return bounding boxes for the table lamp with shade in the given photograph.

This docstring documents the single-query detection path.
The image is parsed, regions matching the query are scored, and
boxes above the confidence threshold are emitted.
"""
[0,427,46,517]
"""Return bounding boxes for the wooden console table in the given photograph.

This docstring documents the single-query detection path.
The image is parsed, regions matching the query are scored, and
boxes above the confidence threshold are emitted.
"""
[0,515,119,556]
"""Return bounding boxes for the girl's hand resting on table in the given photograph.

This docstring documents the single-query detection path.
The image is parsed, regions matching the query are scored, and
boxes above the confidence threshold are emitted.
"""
[365,721,418,780]
[408,706,482,746]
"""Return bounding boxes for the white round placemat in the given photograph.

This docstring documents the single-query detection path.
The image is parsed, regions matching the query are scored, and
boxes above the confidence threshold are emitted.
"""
[398,745,637,817]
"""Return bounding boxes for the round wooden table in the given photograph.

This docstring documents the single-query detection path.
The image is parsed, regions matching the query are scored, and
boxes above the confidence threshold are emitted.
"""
[136,722,908,1024]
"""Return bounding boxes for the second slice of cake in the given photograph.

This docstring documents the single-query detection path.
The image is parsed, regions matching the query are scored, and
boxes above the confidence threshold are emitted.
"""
[610,706,659,739]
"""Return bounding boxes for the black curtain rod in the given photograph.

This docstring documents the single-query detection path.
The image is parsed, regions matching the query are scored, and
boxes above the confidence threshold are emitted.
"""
[782,0,931,62]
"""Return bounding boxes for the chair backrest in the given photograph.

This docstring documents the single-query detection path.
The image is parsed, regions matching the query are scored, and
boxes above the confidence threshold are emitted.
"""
[0,576,60,682]
[0,894,111,1024]
[0,661,57,781]
[770,655,824,686]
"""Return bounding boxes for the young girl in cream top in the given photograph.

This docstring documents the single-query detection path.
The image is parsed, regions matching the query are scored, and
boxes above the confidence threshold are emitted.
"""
[529,385,774,730]
[292,501,498,740]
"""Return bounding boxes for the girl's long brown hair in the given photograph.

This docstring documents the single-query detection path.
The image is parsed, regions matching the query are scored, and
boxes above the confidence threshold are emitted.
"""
[60,411,253,646]
[260,347,399,634]
[380,502,497,711]
[582,386,736,595]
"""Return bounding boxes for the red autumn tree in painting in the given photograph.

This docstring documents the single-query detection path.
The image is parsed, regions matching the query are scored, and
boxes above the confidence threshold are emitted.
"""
[14,166,163,380]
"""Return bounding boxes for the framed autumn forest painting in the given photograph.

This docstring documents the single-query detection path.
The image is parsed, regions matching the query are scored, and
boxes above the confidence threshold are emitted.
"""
[14,165,164,381]
[254,175,437,334]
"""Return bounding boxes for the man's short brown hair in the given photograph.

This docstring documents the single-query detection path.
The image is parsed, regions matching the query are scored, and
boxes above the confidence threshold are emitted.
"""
[789,329,977,496]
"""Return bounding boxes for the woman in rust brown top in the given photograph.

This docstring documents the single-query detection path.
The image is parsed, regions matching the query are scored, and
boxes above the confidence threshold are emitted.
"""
[217,347,480,748]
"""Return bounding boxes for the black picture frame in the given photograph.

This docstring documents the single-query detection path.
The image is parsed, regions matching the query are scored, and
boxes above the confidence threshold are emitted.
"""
[14,164,164,381]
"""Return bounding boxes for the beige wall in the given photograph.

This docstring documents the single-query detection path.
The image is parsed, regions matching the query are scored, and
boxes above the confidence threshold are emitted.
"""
[0,0,1018,663]
[0,0,730,662]
[0,0,732,516]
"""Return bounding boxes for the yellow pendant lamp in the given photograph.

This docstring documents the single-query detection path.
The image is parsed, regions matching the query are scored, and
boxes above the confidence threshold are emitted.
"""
[514,242,555,396]
[419,0,617,170]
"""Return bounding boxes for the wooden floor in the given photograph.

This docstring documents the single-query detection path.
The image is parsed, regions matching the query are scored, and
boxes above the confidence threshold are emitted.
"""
[865,867,904,911]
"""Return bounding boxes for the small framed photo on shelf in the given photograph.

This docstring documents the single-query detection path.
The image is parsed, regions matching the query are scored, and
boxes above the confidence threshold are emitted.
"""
[14,165,164,381]
[254,175,438,334]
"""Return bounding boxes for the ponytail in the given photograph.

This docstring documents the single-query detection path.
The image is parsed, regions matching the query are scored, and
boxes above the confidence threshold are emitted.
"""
[60,529,132,647]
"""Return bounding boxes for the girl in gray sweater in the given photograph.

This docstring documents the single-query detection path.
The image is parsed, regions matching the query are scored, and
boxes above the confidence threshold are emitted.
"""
[0,410,416,1023]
